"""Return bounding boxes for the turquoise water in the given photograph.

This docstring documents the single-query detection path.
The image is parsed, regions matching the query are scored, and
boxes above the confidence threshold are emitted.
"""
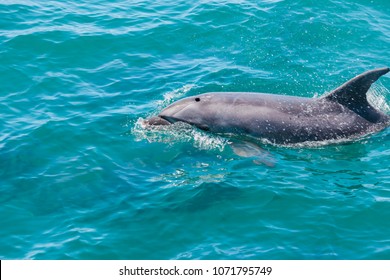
[1,0,390,260]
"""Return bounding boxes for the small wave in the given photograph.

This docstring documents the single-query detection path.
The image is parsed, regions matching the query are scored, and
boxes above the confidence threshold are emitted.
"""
[132,118,228,152]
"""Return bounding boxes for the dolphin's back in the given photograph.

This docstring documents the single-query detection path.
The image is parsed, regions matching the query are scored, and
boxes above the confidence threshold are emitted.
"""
[199,92,381,144]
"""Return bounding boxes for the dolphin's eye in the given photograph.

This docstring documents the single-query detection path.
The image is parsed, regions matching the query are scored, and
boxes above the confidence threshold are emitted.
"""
[195,97,200,102]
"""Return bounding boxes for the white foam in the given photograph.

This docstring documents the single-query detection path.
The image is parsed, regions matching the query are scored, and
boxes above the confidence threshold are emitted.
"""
[132,118,228,151]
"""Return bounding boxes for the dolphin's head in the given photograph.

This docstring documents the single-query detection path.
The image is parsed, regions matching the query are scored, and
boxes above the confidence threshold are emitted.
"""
[157,94,213,131]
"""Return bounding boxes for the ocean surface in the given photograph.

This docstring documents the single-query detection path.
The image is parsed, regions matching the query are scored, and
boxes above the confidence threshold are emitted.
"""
[1,0,390,260]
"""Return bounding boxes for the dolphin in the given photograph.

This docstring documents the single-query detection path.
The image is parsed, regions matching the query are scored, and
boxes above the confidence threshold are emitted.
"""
[145,68,390,145]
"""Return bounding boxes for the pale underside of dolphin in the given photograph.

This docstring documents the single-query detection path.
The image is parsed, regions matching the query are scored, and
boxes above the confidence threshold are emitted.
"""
[145,68,390,145]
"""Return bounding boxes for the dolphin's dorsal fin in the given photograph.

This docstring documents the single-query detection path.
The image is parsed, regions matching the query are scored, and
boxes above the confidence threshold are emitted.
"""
[323,67,389,122]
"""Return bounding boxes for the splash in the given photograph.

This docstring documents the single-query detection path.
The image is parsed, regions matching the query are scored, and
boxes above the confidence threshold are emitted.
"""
[132,118,228,151]
[368,82,390,114]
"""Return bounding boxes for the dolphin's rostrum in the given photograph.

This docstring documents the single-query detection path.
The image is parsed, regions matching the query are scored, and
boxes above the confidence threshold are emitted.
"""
[146,68,390,145]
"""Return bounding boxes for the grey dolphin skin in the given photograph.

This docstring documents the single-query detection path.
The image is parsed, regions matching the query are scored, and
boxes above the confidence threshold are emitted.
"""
[146,68,390,145]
